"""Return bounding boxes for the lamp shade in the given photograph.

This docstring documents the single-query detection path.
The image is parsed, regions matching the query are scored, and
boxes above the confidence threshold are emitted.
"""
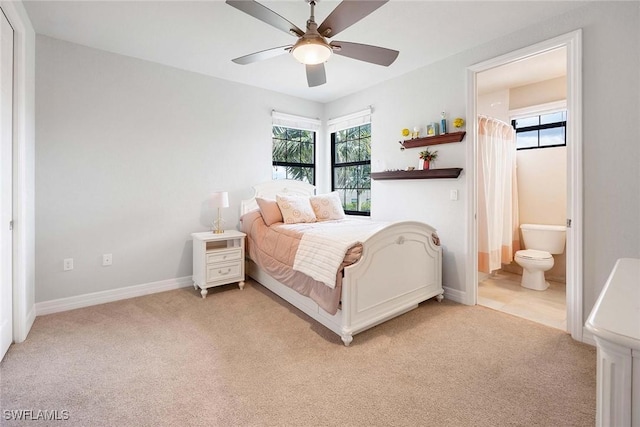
[211,191,229,208]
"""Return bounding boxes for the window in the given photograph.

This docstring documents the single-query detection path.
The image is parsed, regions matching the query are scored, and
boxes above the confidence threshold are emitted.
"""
[512,110,567,150]
[272,126,315,184]
[331,123,371,216]
[271,112,319,184]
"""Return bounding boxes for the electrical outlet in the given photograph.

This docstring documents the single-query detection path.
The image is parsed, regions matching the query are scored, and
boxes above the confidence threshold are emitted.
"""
[63,258,74,271]
[102,253,112,266]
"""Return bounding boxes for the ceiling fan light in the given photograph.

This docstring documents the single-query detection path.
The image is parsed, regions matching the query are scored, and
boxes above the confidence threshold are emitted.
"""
[292,40,332,65]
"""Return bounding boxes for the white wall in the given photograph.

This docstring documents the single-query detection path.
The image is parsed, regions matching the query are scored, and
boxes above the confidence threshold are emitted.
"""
[35,36,322,302]
[477,89,509,122]
[516,148,567,225]
[325,1,640,321]
[510,76,566,110]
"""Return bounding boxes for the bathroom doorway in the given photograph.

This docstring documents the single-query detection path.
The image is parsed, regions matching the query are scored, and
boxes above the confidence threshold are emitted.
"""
[477,49,567,330]
[466,31,583,340]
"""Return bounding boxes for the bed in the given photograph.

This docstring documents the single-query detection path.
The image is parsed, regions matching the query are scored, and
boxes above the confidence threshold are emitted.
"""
[239,180,443,346]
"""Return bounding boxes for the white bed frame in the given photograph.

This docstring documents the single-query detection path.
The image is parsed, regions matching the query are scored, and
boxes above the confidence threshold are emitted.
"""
[241,180,443,346]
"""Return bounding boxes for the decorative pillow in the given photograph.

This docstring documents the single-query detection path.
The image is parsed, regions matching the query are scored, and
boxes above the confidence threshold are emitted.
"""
[276,194,317,224]
[256,197,283,226]
[310,192,346,221]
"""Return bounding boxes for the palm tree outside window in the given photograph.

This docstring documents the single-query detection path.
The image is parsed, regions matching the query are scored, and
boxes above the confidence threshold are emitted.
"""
[331,123,371,216]
[272,126,315,184]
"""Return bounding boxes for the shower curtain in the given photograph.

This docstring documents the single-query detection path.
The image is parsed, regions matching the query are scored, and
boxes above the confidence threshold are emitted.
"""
[477,116,520,274]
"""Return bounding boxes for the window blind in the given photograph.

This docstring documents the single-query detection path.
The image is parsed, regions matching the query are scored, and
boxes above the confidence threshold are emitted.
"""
[272,111,321,132]
[327,107,372,133]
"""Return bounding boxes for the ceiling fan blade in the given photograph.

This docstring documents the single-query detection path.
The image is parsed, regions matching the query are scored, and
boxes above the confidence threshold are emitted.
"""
[331,41,399,66]
[318,1,387,38]
[232,45,292,65]
[306,64,326,87]
[226,0,304,37]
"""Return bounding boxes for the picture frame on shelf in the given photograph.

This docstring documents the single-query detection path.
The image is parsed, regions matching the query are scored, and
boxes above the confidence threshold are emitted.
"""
[426,122,439,136]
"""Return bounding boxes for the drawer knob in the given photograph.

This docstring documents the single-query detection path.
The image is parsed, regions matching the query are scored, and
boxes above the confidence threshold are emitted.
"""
[218,269,231,275]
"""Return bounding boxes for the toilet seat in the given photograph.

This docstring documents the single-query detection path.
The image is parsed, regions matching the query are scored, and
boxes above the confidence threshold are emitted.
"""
[516,249,553,260]
[515,249,554,291]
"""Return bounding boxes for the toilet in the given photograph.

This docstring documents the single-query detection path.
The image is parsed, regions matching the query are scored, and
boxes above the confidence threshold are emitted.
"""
[514,224,566,291]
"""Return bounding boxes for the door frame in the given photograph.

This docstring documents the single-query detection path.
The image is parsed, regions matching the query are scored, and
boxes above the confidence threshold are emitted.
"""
[0,6,13,358]
[1,1,35,344]
[465,30,584,341]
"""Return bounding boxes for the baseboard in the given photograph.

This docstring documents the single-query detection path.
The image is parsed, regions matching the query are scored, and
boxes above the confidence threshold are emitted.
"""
[25,305,35,338]
[12,304,36,344]
[581,326,596,347]
[35,276,194,316]
[443,285,467,304]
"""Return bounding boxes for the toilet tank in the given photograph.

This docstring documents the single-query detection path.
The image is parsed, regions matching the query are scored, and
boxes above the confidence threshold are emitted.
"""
[520,224,566,254]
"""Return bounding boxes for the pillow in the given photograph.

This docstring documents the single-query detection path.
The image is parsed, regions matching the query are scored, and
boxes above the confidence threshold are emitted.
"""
[276,194,317,224]
[256,197,283,226]
[310,192,346,221]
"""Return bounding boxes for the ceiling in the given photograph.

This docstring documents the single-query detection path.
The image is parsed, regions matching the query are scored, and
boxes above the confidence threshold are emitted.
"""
[477,47,567,95]
[23,0,588,103]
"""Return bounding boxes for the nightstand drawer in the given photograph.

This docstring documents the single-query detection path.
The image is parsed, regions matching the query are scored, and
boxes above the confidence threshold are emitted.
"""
[206,248,242,265]
[206,261,242,282]
[192,230,246,298]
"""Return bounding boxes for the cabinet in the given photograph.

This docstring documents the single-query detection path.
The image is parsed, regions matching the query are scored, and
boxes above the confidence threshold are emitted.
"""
[191,230,246,298]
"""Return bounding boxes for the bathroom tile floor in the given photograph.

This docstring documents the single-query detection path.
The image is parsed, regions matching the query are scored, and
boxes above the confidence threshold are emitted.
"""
[478,270,566,331]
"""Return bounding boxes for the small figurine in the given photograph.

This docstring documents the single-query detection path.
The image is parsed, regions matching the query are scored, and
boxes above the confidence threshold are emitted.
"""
[440,111,447,134]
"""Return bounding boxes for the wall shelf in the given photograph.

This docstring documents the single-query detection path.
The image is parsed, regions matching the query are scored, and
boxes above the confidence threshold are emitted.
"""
[399,131,466,149]
[371,168,463,180]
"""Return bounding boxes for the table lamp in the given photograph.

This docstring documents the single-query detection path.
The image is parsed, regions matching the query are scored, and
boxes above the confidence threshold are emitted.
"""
[211,191,229,234]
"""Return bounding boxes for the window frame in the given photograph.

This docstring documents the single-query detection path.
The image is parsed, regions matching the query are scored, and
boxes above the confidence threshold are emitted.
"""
[330,123,371,216]
[271,125,316,185]
[510,101,567,151]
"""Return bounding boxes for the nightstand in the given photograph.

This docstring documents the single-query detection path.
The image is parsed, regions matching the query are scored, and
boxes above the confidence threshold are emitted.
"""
[191,230,246,298]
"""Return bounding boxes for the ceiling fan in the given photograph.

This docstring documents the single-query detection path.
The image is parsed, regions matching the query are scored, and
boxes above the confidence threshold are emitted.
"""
[226,0,399,87]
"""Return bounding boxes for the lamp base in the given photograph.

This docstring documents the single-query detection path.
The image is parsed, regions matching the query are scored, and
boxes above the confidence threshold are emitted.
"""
[212,209,225,234]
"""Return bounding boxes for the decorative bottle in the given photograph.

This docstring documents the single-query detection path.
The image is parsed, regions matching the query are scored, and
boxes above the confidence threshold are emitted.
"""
[440,111,447,134]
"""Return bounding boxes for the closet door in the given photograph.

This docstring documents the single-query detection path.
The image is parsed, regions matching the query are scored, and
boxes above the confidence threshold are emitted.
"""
[0,8,14,361]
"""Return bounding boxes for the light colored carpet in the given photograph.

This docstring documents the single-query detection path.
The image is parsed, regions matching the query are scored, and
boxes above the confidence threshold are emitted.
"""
[1,279,596,426]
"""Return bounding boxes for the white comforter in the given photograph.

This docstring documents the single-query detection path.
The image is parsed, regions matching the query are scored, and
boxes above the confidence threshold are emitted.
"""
[289,218,388,288]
